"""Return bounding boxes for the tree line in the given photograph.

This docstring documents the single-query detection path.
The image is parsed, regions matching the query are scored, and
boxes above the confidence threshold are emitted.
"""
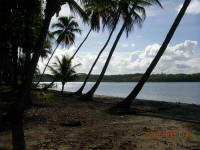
[34,73,200,82]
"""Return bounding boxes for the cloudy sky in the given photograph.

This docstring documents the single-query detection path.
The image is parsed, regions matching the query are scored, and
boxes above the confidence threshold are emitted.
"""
[39,0,200,75]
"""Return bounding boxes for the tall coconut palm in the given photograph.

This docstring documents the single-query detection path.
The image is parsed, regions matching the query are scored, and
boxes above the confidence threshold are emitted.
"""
[49,55,81,94]
[6,1,87,150]
[29,0,87,99]
[36,16,81,86]
[74,5,121,96]
[81,0,162,101]
[116,0,191,110]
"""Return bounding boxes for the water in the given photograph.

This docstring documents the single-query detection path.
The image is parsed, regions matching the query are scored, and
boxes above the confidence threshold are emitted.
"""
[50,82,200,104]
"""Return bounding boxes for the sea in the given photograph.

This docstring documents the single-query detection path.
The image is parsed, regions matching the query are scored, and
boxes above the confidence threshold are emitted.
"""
[48,82,200,104]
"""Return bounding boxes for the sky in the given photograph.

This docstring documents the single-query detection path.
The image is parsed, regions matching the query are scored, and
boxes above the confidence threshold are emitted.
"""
[38,0,200,75]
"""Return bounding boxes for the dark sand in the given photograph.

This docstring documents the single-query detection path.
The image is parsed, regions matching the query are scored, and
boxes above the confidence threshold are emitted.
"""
[0,90,200,150]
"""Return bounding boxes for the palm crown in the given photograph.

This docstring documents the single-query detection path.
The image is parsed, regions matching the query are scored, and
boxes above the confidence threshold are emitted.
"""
[48,55,81,93]
[52,16,81,48]
[105,0,162,37]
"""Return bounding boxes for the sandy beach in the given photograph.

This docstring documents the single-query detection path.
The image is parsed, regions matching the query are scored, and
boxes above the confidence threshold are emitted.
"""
[0,90,200,150]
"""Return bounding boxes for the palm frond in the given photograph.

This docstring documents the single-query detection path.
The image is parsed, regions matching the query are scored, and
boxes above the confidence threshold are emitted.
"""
[52,23,64,29]
[67,0,88,22]
[52,16,81,47]
[48,54,81,83]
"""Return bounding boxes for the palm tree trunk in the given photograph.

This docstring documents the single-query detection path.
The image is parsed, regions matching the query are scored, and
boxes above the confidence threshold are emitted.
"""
[81,22,127,100]
[30,0,59,88]
[6,82,29,150]
[11,105,25,150]
[61,82,65,94]
[117,0,191,109]
[5,2,61,149]
[6,5,54,150]
[42,79,56,91]
[9,6,33,149]
[75,24,116,96]
[71,28,92,59]
[35,43,59,86]
[37,21,90,87]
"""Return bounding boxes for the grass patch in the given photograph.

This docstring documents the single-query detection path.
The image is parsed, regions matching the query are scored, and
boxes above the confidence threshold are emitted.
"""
[31,91,55,101]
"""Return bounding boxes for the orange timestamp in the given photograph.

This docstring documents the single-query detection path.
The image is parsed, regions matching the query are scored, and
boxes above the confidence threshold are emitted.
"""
[146,131,192,138]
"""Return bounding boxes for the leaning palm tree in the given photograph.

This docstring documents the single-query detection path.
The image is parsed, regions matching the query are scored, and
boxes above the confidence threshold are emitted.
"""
[81,0,162,101]
[70,0,114,59]
[116,0,191,110]
[70,28,92,59]
[73,0,121,96]
[49,55,81,94]
[32,39,52,88]
[36,16,81,86]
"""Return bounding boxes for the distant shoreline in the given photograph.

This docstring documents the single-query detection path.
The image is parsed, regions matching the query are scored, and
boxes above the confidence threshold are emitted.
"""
[34,73,200,82]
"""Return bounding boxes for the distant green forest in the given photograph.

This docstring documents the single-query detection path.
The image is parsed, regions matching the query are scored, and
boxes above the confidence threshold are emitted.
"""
[34,73,200,82]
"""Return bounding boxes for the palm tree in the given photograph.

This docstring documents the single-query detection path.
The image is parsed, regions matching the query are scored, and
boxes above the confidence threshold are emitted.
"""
[81,0,162,101]
[6,1,87,150]
[116,0,191,110]
[71,28,92,59]
[73,0,121,96]
[70,0,115,59]
[74,27,117,96]
[36,16,81,86]
[49,55,81,94]
[29,0,87,98]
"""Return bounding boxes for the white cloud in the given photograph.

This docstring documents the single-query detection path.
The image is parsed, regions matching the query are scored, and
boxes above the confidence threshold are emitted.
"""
[146,9,156,17]
[136,35,143,38]
[131,43,135,47]
[58,4,72,17]
[121,44,129,48]
[38,45,76,74]
[177,0,200,15]
[38,40,199,75]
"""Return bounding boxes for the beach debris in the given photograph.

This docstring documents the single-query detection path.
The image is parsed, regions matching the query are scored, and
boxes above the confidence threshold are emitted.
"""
[60,121,81,127]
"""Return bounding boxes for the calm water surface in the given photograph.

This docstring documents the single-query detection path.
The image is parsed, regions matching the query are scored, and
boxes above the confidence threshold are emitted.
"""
[50,82,200,104]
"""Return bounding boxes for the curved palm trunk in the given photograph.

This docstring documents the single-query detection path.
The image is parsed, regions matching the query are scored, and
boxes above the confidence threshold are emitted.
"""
[61,82,65,94]
[71,28,92,59]
[42,79,56,91]
[81,22,127,101]
[35,43,59,86]
[37,29,92,86]
[74,25,116,96]
[117,0,191,109]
